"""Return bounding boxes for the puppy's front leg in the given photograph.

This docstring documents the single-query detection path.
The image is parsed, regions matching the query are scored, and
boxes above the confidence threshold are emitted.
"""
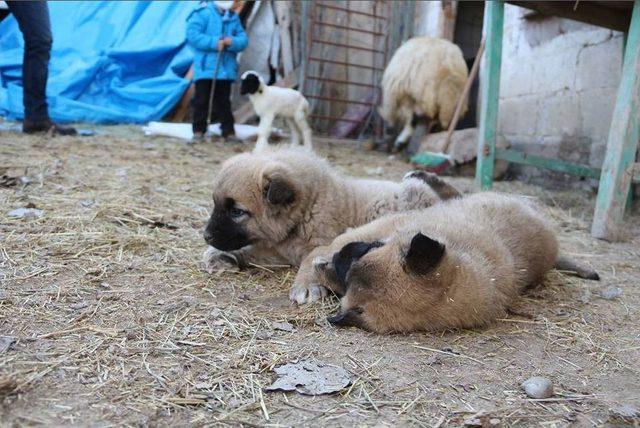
[202,246,246,273]
[289,247,330,304]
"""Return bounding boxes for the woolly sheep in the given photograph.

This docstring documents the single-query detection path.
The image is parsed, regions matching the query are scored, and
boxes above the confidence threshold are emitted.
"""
[380,37,469,151]
[240,70,313,152]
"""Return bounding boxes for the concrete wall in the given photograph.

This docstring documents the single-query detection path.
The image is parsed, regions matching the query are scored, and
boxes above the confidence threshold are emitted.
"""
[498,4,624,184]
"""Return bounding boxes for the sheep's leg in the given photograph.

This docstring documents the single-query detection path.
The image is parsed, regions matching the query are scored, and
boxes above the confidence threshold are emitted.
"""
[393,115,414,152]
[294,110,313,150]
[286,118,301,146]
[254,114,274,152]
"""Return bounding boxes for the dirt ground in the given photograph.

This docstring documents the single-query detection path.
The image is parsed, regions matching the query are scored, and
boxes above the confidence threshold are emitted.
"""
[1,126,639,427]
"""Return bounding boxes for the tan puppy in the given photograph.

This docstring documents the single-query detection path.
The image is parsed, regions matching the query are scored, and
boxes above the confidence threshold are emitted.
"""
[202,146,461,303]
[307,192,597,333]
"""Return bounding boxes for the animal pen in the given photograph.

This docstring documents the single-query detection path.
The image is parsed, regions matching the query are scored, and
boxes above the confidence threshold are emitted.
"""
[1,1,640,427]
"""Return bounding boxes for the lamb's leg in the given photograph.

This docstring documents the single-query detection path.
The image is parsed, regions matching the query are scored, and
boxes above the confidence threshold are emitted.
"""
[286,118,300,146]
[393,114,414,152]
[254,114,274,152]
[294,109,314,150]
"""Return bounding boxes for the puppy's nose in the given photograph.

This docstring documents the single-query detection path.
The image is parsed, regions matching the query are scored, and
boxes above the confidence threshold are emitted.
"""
[203,228,214,243]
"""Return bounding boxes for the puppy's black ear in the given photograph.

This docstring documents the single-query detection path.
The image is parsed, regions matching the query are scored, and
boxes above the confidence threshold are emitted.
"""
[404,233,445,275]
[332,241,383,293]
[327,307,364,329]
[264,174,296,206]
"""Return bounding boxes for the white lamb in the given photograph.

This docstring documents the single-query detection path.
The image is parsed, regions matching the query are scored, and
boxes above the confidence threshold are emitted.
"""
[240,70,313,151]
[380,37,469,151]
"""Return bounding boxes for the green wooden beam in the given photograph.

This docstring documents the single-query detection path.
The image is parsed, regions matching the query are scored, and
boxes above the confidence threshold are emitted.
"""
[591,0,640,241]
[495,149,601,179]
[475,1,504,190]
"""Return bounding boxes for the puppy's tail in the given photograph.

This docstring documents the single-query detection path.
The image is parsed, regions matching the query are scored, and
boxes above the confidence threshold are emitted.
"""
[555,255,599,280]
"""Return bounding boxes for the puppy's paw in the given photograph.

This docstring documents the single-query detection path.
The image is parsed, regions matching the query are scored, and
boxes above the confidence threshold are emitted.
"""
[289,282,328,305]
[202,246,240,274]
[403,170,461,200]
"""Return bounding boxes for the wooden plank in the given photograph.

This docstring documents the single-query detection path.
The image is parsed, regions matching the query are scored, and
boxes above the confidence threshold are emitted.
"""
[441,1,457,41]
[274,1,294,76]
[510,1,632,32]
[169,65,194,122]
[495,149,602,179]
[591,0,640,241]
[475,1,504,190]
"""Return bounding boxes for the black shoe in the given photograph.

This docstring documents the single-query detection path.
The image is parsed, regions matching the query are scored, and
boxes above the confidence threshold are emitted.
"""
[23,119,77,136]
[222,133,243,144]
[190,131,206,144]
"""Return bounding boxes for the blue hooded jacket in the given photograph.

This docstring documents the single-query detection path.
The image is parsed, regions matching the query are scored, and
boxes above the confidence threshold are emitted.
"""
[186,2,248,81]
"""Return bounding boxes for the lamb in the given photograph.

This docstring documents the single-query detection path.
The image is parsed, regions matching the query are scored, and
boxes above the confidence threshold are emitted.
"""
[240,70,313,151]
[380,37,469,152]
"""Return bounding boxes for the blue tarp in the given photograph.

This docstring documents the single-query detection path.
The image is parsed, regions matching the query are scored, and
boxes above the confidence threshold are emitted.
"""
[0,1,198,124]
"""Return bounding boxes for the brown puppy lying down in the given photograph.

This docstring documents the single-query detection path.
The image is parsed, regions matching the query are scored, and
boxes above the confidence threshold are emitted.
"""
[306,192,599,333]
[201,146,461,304]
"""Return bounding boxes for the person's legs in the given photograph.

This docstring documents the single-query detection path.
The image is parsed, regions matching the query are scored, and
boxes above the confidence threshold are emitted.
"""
[7,1,52,122]
[192,79,212,136]
[7,1,76,135]
[213,80,235,138]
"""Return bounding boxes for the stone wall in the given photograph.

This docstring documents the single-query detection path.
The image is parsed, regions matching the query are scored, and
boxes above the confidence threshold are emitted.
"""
[498,4,624,185]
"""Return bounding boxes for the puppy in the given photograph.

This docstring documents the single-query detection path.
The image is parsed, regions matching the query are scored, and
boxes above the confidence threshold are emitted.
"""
[202,146,462,303]
[240,70,313,151]
[308,192,598,333]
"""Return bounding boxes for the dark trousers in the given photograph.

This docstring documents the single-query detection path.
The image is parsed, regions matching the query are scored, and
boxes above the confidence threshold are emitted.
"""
[7,1,52,122]
[192,79,235,136]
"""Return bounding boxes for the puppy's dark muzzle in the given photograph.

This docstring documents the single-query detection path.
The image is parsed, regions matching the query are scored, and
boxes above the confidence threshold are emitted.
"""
[203,226,251,252]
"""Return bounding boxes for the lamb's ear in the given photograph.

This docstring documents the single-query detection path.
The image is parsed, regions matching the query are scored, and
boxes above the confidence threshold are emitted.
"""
[263,171,296,206]
[327,307,364,329]
[404,233,445,275]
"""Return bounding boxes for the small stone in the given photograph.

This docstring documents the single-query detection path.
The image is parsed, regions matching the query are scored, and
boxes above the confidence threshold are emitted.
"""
[362,140,376,151]
[80,199,95,208]
[578,289,592,304]
[609,404,640,421]
[0,336,16,353]
[7,208,43,219]
[256,330,273,340]
[272,321,294,332]
[365,167,385,176]
[521,376,554,399]
[600,286,623,300]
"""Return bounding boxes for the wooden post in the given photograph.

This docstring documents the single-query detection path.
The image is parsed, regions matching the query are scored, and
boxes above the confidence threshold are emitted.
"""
[274,1,294,76]
[591,0,640,241]
[475,1,504,189]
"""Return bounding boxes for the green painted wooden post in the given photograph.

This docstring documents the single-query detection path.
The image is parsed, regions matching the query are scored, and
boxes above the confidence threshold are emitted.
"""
[475,1,504,190]
[591,0,640,240]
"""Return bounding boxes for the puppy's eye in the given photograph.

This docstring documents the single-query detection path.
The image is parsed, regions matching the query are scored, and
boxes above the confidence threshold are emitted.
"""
[229,207,248,218]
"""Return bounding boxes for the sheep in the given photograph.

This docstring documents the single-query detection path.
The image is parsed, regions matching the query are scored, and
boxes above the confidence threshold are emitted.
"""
[240,70,313,151]
[380,37,469,152]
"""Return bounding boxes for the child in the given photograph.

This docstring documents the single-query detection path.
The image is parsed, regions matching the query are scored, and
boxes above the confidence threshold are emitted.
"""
[186,0,248,142]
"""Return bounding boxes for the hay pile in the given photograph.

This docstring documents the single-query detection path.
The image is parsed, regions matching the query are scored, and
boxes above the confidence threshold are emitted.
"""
[1,127,639,426]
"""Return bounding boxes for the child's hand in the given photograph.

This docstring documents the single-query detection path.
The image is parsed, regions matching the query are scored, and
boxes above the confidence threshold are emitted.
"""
[217,38,232,51]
